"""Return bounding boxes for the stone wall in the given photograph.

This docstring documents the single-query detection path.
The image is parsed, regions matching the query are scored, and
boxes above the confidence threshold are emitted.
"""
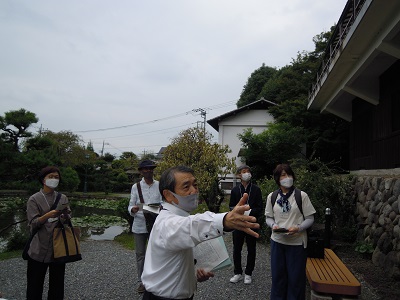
[353,176,400,279]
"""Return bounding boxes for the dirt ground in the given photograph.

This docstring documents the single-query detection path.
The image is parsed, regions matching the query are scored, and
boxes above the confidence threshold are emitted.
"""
[332,241,400,300]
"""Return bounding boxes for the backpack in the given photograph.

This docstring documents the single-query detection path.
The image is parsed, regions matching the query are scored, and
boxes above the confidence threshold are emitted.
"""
[136,182,159,233]
[270,188,324,258]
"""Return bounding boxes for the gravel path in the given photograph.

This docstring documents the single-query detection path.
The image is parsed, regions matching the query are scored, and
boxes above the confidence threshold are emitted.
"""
[1,234,269,300]
[0,234,378,300]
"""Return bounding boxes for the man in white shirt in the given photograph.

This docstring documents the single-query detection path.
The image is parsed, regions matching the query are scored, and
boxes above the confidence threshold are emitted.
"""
[141,165,260,300]
[128,160,162,294]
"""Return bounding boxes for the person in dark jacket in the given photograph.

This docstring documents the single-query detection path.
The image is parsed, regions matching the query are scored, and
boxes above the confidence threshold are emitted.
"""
[229,165,263,284]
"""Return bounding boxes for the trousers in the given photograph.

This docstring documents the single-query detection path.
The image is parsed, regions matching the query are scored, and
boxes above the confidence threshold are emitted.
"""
[134,232,149,281]
[26,257,65,300]
[142,290,193,300]
[232,229,257,275]
[270,240,307,300]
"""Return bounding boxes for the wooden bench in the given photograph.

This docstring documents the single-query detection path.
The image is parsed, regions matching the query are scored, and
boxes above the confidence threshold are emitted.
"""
[306,248,361,297]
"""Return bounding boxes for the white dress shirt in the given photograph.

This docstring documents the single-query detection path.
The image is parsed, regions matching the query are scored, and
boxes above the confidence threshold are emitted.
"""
[128,178,162,234]
[141,202,226,299]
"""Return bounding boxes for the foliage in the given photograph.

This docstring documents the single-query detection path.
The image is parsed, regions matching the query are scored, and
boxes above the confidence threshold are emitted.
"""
[6,228,29,251]
[291,158,356,239]
[239,123,306,179]
[0,250,21,260]
[235,26,349,171]
[59,166,80,193]
[72,215,125,228]
[40,130,86,167]
[103,152,115,162]
[0,196,27,214]
[115,197,134,229]
[257,158,356,241]
[355,240,374,254]
[0,108,38,151]
[237,64,277,107]
[73,198,120,210]
[257,178,279,242]
[157,127,236,211]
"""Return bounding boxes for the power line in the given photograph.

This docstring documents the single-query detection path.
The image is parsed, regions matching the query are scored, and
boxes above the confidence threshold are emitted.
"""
[83,122,197,141]
[74,101,236,133]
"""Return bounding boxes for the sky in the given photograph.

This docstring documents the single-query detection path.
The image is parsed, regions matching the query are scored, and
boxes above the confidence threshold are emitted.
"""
[0,0,348,158]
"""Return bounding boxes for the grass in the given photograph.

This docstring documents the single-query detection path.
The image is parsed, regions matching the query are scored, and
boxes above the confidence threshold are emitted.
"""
[114,231,135,250]
[0,250,21,261]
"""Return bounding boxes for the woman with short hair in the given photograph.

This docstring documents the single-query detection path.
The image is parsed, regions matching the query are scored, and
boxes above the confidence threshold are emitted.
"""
[26,166,70,300]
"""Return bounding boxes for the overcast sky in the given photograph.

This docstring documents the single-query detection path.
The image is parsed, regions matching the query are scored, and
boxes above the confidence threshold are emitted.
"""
[0,0,347,158]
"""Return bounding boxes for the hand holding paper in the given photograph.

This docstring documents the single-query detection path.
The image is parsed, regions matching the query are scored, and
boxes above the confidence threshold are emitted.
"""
[193,236,232,272]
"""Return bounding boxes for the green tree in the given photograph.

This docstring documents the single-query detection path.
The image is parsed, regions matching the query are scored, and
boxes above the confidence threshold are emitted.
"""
[157,127,235,212]
[59,166,80,192]
[0,108,38,151]
[40,130,86,167]
[239,123,306,179]
[103,152,115,163]
[237,64,277,107]
[237,27,349,170]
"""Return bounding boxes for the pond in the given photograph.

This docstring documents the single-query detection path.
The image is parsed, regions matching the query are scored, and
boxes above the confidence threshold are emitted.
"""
[0,196,129,252]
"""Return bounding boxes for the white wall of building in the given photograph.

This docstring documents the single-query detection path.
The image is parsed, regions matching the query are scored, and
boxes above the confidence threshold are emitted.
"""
[215,109,274,191]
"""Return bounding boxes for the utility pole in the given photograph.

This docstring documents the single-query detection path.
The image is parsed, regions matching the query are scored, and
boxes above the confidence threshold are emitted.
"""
[192,108,206,136]
[101,140,105,157]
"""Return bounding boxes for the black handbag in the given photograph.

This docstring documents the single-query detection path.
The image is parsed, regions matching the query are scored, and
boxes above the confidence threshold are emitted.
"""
[22,192,62,260]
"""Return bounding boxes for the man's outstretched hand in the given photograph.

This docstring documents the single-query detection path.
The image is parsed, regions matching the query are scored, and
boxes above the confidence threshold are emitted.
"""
[223,193,260,238]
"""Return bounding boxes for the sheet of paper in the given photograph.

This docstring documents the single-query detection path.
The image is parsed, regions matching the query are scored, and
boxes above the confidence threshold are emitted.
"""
[143,204,160,214]
[243,209,252,216]
[193,236,231,272]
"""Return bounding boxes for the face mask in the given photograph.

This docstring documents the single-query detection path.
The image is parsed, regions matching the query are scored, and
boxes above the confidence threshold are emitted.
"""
[280,177,293,188]
[45,178,59,189]
[170,191,198,212]
[241,172,252,182]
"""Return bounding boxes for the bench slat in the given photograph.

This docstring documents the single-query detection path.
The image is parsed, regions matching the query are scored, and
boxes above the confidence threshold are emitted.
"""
[306,248,361,296]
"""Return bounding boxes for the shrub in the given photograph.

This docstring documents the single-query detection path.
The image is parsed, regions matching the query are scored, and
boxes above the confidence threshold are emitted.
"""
[257,158,357,243]
[116,197,133,229]
[355,240,374,256]
[60,167,80,192]
[6,228,29,251]
[290,158,356,241]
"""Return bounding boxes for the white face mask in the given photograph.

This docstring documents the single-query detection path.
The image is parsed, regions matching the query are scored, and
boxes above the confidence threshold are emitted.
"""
[241,172,252,182]
[45,178,59,189]
[171,191,198,212]
[280,177,293,188]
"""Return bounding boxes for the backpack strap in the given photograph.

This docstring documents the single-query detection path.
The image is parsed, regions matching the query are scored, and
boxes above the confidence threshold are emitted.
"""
[294,188,304,219]
[271,190,279,207]
[271,188,304,219]
[136,182,144,203]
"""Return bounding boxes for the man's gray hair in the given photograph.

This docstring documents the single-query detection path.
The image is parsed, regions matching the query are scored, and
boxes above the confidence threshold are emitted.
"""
[159,166,195,198]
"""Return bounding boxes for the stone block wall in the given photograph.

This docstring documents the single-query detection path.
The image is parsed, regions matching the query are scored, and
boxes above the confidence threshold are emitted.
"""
[353,176,400,279]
